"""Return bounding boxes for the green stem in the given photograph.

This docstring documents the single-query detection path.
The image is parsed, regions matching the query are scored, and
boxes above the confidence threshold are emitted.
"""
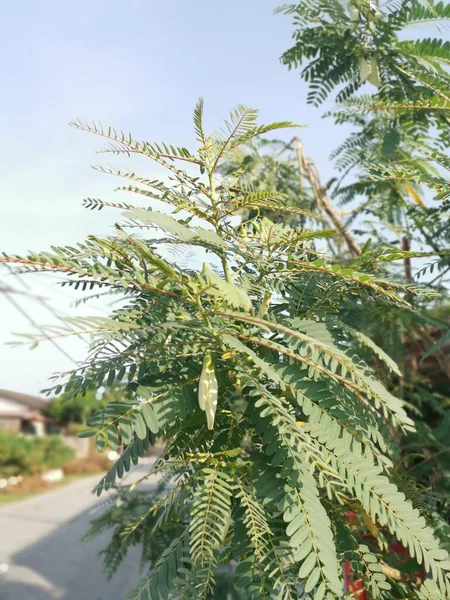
[208,171,217,211]
[221,257,232,284]
[209,169,233,283]
[195,294,212,329]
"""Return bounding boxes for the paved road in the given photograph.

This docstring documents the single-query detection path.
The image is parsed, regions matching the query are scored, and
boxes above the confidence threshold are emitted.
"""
[0,459,159,600]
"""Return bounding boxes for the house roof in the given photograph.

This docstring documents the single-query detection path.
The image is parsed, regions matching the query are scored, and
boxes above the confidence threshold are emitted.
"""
[0,389,48,412]
[0,411,47,421]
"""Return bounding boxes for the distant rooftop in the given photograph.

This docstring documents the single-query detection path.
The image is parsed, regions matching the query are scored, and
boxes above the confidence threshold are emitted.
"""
[0,389,48,411]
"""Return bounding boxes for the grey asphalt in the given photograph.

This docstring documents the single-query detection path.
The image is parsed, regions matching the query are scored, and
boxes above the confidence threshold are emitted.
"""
[0,459,159,600]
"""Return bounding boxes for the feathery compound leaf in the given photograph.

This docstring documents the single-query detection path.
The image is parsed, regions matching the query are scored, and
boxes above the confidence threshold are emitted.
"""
[193,97,206,146]
[126,532,189,600]
[125,207,227,249]
[421,329,450,362]
[350,328,402,376]
[220,311,414,431]
[228,121,302,149]
[189,468,232,566]
[236,482,273,564]
[93,433,151,496]
[304,428,450,595]
[357,544,391,598]
[282,470,343,597]
[125,208,196,242]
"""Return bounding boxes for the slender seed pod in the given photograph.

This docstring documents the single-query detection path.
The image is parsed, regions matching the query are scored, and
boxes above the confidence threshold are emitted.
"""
[198,353,218,430]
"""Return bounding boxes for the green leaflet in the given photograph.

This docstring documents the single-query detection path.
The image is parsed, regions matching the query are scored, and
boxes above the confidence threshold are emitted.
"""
[78,428,96,438]
[140,403,160,434]
[133,411,147,439]
[126,208,196,241]
[119,417,132,445]
[125,207,227,249]
[223,335,284,386]
[202,264,252,311]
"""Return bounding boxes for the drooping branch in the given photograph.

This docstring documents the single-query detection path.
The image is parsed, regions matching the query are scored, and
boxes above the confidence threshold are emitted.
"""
[293,137,361,257]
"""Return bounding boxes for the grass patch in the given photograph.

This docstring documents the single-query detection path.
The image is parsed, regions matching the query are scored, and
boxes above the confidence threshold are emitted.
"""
[0,454,111,505]
[0,473,99,505]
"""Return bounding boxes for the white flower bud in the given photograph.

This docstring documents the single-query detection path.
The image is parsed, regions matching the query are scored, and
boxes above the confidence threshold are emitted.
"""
[349,7,359,30]
[198,353,218,430]
[349,8,360,22]
[204,371,218,431]
[367,56,381,87]
[359,57,372,83]
[373,9,383,21]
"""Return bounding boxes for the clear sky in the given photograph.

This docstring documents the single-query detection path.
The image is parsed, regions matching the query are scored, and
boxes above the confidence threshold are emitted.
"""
[0,0,350,396]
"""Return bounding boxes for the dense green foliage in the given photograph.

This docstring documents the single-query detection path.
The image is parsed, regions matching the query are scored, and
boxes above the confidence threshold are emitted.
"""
[0,431,75,477]
[2,102,449,598]
[1,1,450,599]
[217,137,317,226]
[280,0,450,240]
[280,0,450,540]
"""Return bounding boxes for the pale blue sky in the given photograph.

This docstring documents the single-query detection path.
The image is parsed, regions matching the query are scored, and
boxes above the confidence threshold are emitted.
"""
[0,1,349,395]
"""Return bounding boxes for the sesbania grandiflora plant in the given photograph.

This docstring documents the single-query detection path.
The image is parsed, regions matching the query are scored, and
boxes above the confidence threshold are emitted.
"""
[2,101,450,599]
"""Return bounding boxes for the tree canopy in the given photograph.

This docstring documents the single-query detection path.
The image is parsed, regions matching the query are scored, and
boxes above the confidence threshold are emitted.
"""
[2,2,450,599]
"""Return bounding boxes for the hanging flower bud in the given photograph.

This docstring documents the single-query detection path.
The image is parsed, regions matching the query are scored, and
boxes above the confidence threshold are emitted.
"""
[367,1,383,22]
[198,353,218,430]
[349,7,360,30]
[373,9,383,21]
[205,372,218,430]
[359,56,371,84]
[198,354,209,412]
[367,55,381,87]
